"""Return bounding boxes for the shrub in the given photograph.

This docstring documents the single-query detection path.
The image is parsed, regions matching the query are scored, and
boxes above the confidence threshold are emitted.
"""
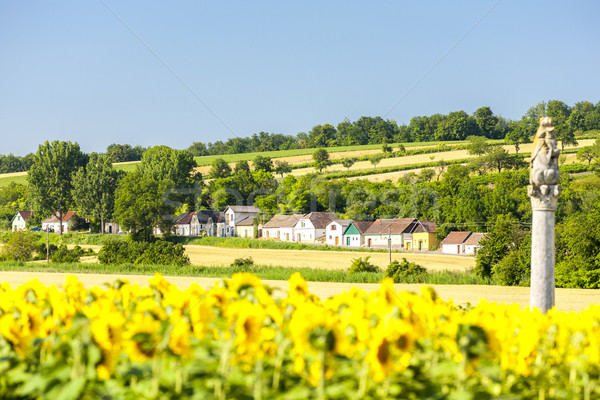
[0,231,38,261]
[135,240,189,266]
[348,256,379,273]
[386,258,428,283]
[97,239,189,266]
[51,245,83,263]
[35,243,58,260]
[231,257,254,271]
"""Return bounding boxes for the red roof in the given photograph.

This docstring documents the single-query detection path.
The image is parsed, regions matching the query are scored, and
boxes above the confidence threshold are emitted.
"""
[440,231,472,245]
[42,211,77,223]
[16,211,33,220]
[363,218,418,235]
[175,212,195,225]
[350,220,375,234]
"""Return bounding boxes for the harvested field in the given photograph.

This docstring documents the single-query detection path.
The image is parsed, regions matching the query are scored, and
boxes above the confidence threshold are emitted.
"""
[0,271,596,312]
[183,244,474,271]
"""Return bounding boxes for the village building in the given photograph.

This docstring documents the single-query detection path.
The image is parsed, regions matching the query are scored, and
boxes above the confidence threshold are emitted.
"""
[207,212,228,237]
[11,211,33,231]
[325,219,352,246]
[103,221,122,234]
[342,220,374,247]
[224,206,261,237]
[191,210,221,236]
[293,212,337,243]
[363,218,418,249]
[440,231,473,254]
[464,232,486,255]
[235,217,255,238]
[261,214,302,241]
[174,212,194,236]
[405,220,438,251]
[41,211,79,233]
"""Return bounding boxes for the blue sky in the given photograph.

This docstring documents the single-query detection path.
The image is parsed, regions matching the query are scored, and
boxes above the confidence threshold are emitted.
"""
[1,1,599,156]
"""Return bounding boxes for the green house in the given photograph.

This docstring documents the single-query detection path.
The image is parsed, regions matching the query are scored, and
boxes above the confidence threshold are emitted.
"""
[342,221,374,247]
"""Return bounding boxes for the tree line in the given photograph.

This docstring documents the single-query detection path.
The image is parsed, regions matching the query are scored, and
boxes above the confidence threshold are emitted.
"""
[2,100,598,174]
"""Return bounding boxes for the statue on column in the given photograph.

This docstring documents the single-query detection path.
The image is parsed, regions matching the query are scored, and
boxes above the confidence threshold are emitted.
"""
[528,117,561,207]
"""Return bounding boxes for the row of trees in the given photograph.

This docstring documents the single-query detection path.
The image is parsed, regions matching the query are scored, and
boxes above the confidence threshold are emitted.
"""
[2,100,598,174]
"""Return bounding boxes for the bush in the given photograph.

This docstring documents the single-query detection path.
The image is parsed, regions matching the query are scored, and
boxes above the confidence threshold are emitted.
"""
[0,231,38,261]
[35,243,58,260]
[231,257,254,271]
[386,258,428,283]
[51,245,83,263]
[97,239,189,266]
[348,256,379,273]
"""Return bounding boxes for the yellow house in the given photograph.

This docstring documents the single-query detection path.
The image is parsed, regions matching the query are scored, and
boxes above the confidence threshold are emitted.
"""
[407,220,438,251]
[235,217,255,238]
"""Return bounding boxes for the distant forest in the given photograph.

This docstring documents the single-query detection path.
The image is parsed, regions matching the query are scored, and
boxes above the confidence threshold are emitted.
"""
[2,100,599,173]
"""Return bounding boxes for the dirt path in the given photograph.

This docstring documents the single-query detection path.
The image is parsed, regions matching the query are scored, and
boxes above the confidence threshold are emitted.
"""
[0,271,596,312]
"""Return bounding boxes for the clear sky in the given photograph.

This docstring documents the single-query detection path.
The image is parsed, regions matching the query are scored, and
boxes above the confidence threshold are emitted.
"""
[1,1,599,156]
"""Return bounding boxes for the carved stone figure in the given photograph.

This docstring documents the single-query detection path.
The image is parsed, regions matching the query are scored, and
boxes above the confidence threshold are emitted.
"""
[530,117,560,186]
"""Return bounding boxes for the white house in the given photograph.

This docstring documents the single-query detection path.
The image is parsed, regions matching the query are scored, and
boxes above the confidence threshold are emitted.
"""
[174,212,194,236]
[41,211,78,233]
[103,221,123,234]
[261,214,302,242]
[440,231,473,254]
[207,212,229,237]
[342,220,374,248]
[464,232,486,255]
[325,219,352,246]
[293,212,337,243]
[363,218,418,249]
[11,211,33,231]
[191,210,221,236]
[224,206,261,237]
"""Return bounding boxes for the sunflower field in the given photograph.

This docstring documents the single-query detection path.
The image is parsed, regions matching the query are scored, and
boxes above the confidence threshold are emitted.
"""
[0,273,599,399]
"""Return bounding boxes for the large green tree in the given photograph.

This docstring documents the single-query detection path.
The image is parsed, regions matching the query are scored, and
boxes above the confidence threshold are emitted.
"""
[72,154,120,234]
[113,171,175,241]
[138,145,198,188]
[28,140,88,235]
[313,148,331,172]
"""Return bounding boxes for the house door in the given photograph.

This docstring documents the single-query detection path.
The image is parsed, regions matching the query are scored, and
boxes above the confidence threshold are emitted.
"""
[346,237,350,246]
[297,233,301,242]
[335,237,339,245]
[108,226,112,234]
[367,239,372,247]
[419,241,423,250]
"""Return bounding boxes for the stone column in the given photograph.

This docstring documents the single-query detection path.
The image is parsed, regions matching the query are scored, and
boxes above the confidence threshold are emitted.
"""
[528,185,560,313]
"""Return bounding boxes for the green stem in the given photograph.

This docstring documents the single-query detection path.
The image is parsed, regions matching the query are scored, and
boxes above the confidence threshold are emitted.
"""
[151,355,161,398]
[253,358,263,400]
[317,351,326,400]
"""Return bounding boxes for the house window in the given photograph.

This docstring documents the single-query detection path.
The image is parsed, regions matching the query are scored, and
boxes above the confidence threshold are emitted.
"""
[331,225,336,230]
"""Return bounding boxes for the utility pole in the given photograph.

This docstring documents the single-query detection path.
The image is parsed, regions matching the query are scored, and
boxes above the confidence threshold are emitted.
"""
[46,226,49,264]
[388,226,392,264]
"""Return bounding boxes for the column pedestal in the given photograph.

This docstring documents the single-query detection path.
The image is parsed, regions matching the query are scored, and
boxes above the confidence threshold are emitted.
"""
[528,184,560,313]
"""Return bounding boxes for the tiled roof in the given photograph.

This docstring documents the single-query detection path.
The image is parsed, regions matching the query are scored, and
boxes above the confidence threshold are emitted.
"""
[42,211,77,224]
[300,212,337,229]
[328,219,352,228]
[349,220,375,234]
[16,211,33,220]
[236,217,254,226]
[440,231,472,245]
[363,218,418,235]
[194,210,221,224]
[414,220,436,233]
[464,232,486,245]
[175,212,195,225]
[263,214,303,229]
[226,206,261,213]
